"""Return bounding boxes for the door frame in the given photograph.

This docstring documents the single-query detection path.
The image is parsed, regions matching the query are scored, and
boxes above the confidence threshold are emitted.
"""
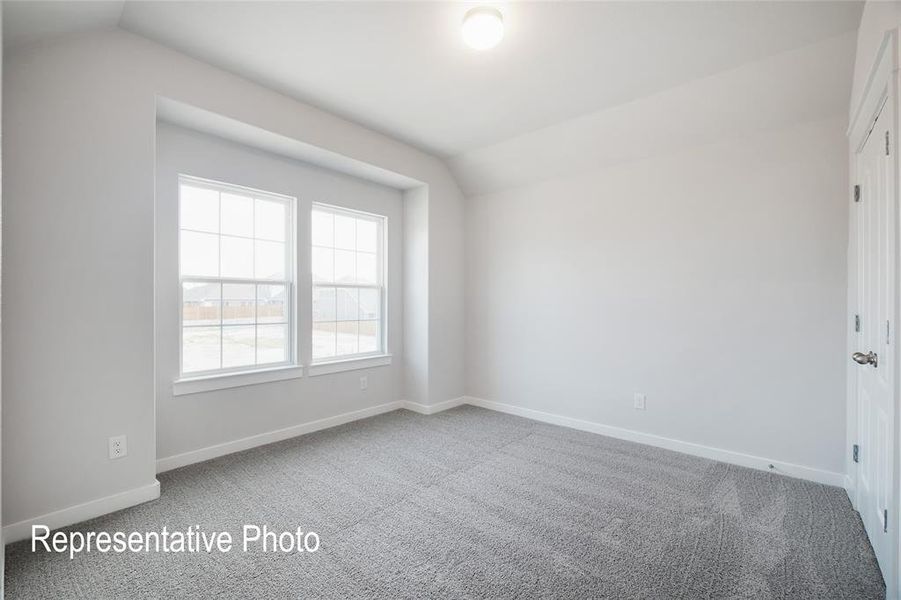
[847,27,901,600]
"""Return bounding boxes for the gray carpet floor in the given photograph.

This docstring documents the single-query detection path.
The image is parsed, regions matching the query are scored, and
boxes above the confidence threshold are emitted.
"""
[6,406,885,599]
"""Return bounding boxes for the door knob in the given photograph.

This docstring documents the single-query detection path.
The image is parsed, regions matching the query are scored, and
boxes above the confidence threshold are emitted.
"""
[852,351,878,368]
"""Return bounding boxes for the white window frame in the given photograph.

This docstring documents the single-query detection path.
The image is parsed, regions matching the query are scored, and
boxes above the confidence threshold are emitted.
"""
[310,203,388,368]
[177,175,298,380]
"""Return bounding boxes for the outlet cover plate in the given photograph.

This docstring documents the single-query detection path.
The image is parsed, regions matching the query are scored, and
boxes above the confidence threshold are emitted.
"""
[108,435,127,459]
[633,393,647,410]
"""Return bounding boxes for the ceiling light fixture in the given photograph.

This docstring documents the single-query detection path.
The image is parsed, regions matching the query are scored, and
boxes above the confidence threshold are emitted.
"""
[462,7,504,51]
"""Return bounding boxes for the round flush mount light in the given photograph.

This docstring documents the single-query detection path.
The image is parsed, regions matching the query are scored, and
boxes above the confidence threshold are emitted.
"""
[462,7,504,50]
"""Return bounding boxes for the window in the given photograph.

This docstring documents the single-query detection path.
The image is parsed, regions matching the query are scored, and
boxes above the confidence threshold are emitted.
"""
[179,176,294,376]
[311,205,385,362]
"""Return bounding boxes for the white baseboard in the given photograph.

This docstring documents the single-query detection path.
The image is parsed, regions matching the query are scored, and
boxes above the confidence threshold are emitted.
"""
[401,396,466,415]
[157,397,468,474]
[157,397,466,472]
[463,396,845,487]
[7,396,845,546]
[156,400,404,473]
[3,480,160,545]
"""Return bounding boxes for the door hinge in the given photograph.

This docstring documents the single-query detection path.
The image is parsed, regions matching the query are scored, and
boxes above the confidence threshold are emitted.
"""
[855,314,861,332]
[886,131,891,156]
[887,320,891,345]
[884,508,889,532]
[853,444,859,463]
[854,185,861,202]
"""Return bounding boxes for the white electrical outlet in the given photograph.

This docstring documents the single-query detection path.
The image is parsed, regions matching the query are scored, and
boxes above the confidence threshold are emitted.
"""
[360,376,368,390]
[633,393,646,410]
[108,435,127,459]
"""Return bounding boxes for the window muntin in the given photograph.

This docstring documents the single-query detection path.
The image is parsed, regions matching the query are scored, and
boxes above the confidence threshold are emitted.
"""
[311,205,385,361]
[179,176,295,376]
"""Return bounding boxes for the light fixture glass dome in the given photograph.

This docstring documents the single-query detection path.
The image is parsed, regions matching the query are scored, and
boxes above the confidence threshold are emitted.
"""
[462,7,504,51]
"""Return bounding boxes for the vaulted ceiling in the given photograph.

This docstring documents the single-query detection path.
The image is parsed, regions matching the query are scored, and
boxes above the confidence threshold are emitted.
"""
[4,1,863,193]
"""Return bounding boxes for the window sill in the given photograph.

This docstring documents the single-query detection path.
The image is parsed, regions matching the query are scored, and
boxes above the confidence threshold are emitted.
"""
[173,365,304,396]
[308,354,392,376]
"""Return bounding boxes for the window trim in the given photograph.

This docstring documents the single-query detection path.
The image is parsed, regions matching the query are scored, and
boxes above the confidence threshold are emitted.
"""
[307,354,392,377]
[177,174,298,379]
[173,365,305,396]
[310,202,388,364]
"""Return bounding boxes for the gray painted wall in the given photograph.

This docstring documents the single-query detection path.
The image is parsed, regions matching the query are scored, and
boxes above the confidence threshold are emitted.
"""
[2,29,464,529]
[403,186,429,405]
[465,116,849,476]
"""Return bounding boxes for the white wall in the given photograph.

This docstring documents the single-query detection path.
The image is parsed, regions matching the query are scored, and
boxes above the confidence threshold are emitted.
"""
[466,116,849,476]
[2,29,464,531]
[155,124,404,460]
[449,33,855,198]
[428,182,465,404]
[403,186,429,405]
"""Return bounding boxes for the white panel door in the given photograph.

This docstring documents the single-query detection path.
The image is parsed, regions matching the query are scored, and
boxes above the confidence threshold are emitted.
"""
[854,99,896,585]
